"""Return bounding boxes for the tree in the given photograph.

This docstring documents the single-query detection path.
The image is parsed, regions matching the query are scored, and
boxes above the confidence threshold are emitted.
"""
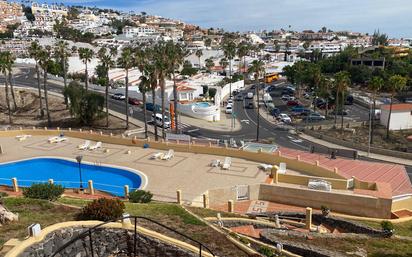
[78,47,94,91]
[222,39,237,97]
[0,52,12,123]
[3,51,17,110]
[97,47,114,127]
[368,76,384,144]
[386,75,407,138]
[372,30,388,46]
[334,71,351,132]
[28,41,44,117]
[205,58,214,72]
[54,40,70,106]
[118,47,134,129]
[195,49,203,68]
[248,60,265,141]
[138,75,150,138]
[219,58,228,75]
[38,46,53,127]
[237,41,250,74]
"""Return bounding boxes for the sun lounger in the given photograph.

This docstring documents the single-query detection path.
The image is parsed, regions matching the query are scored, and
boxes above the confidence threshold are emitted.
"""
[222,157,231,170]
[48,136,68,143]
[211,159,221,167]
[259,163,273,171]
[16,135,31,141]
[78,140,91,150]
[89,141,102,151]
[151,152,164,159]
[161,149,174,160]
[278,162,287,174]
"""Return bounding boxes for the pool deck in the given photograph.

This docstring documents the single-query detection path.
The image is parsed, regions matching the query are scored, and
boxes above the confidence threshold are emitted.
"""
[0,136,267,205]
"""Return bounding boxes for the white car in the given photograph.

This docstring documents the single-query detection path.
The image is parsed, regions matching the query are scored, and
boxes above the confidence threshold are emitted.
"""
[281,95,295,101]
[152,113,171,128]
[246,92,254,99]
[111,93,126,100]
[227,98,234,105]
[278,113,292,123]
[225,104,233,114]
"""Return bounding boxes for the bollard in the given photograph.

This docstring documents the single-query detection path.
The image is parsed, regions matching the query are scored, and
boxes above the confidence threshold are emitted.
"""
[176,190,182,205]
[192,140,195,145]
[176,140,179,144]
[110,133,113,137]
[315,160,320,166]
[19,127,22,131]
[89,130,93,134]
[44,127,47,131]
[57,127,60,131]
[0,145,3,154]
[277,151,282,157]
[124,185,130,199]
[88,180,94,195]
[305,207,312,230]
[68,128,72,131]
[79,128,82,132]
[202,193,209,208]
[100,131,103,135]
[32,126,36,130]
[12,178,19,192]
[48,179,54,185]
[271,166,279,183]
[209,142,212,147]
[228,200,234,213]
[296,155,300,161]
[334,167,338,174]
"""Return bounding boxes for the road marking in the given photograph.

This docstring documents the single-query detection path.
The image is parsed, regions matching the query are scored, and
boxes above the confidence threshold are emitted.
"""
[187,128,200,133]
[240,119,250,124]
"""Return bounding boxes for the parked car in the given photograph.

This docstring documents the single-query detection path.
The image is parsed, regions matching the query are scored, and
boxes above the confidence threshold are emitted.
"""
[404,97,412,103]
[246,92,254,99]
[270,108,281,117]
[303,93,311,99]
[227,98,234,105]
[246,101,254,109]
[145,103,161,112]
[128,98,141,106]
[225,104,233,114]
[278,113,292,123]
[151,113,171,128]
[265,85,276,92]
[304,113,326,122]
[282,88,295,96]
[111,93,126,100]
[287,100,300,106]
[232,89,239,96]
[235,94,243,101]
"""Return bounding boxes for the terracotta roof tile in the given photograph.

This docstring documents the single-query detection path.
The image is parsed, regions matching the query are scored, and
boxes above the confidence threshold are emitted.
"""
[381,104,412,111]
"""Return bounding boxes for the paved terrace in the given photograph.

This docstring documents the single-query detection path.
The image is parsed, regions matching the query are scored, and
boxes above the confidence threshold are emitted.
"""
[0,135,267,204]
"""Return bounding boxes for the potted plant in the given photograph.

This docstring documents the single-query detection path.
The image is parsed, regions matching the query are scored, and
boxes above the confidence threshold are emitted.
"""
[321,205,330,217]
[381,220,394,237]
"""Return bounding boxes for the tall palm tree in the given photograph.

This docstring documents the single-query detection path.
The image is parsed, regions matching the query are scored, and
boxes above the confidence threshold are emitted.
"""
[118,47,134,129]
[386,75,407,138]
[153,42,169,139]
[97,47,115,127]
[166,42,185,133]
[148,62,159,141]
[237,41,249,74]
[4,51,17,110]
[222,39,237,97]
[334,71,351,133]
[248,60,265,141]
[0,52,12,124]
[219,58,228,76]
[368,76,384,144]
[54,40,70,96]
[138,74,150,138]
[38,46,52,127]
[28,41,44,117]
[195,49,203,69]
[78,47,94,91]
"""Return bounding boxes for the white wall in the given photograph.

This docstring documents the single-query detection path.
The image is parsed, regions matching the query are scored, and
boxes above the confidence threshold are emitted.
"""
[380,110,412,130]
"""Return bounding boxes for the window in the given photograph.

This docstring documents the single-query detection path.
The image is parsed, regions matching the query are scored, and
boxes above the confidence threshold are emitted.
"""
[180,92,187,100]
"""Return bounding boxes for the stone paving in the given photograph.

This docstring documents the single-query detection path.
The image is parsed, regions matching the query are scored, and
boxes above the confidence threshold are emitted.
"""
[0,135,267,204]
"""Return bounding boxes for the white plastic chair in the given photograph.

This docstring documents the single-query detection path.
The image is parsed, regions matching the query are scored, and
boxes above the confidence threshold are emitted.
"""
[89,141,102,150]
[162,149,174,160]
[222,157,232,170]
[78,140,91,150]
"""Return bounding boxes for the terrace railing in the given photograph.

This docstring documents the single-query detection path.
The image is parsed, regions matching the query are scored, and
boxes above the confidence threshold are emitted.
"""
[50,215,215,257]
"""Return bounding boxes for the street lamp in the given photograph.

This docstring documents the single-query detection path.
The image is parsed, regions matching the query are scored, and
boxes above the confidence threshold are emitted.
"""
[75,155,83,192]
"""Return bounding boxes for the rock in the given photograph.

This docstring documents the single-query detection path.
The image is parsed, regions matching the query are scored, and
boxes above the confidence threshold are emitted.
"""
[0,203,19,225]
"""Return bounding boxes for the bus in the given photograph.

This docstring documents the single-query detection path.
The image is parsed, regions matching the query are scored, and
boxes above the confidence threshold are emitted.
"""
[265,73,279,83]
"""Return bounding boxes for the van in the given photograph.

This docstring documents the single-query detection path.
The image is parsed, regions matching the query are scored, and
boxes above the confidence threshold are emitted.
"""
[152,113,171,128]
[247,92,254,99]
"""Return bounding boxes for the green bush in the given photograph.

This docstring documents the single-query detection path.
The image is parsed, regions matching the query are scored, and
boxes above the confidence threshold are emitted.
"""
[0,191,8,198]
[239,237,250,245]
[381,220,394,232]
[129,190,153,203]
[258,246,274,257]
[23,183,64,201]
[78,198,125,221]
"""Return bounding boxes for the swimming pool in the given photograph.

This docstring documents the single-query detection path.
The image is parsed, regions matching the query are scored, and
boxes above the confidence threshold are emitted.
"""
[0,157,145,197]
[193,102,212,108]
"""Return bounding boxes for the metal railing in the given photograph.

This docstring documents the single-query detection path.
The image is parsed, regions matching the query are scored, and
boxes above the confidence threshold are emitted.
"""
[50,215,215,257]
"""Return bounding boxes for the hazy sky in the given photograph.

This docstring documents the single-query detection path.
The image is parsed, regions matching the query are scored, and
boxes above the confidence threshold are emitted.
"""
[55,0,411,38]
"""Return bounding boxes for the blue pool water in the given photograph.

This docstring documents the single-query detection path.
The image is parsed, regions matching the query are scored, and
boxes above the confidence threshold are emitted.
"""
[0,158,143,197]
[193,102,211,108]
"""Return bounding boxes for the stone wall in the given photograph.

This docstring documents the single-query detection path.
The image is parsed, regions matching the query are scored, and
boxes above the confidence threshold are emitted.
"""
[19,227,198,257]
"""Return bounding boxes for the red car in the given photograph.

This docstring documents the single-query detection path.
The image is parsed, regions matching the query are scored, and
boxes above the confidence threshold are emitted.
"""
[287,100,300,106]
[128,98,141,106]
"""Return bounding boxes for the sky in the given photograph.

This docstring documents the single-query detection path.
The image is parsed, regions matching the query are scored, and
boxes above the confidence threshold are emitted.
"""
[49,0,411,38]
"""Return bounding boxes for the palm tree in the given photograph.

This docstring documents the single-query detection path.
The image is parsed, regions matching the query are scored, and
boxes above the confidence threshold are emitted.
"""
[78,47,94,91]
[205,58,214,72]
[0,52,12,124]
[148,62,159,141]
[248,60,265,141]
[118,47,134,129]
[4,51,17,110]
[219,58,228,75]
[138,74,150,138]
[54,40,70,98]
[386,75,407,138]
[28,41,44,117]
[166,42,185,133]
[368,76,384,144]
[237,41,250,74]
[97,47,115,127]
[195,49,203,69]
[222,39,237,97]
[38,46,53,127]
[334,71,351,133]
[153,42,169,139]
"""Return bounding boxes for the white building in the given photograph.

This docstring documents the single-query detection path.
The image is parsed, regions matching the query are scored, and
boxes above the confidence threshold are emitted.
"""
[380,104,412,130]
[123,25,157,38]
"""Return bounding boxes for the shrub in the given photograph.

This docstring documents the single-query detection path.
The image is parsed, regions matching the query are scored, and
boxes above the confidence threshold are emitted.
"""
[239,237,250,245]
[258,246,274,257]
[23,183,64,201]
[381,220,394,232]
[129,190,153,203]
[0,191,8,198]
[78,198,125,221]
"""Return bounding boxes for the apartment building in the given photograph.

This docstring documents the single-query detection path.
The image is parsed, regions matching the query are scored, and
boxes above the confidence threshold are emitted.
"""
[0,0,23,32]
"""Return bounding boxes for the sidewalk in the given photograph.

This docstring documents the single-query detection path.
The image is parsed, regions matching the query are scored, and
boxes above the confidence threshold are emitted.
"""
[179,109,241,132]
[299,133,412,166]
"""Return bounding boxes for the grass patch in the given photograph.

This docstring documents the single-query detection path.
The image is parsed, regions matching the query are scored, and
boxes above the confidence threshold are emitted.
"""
[56,197,91,207]
[187,206,245,219]
[349,219,412,238]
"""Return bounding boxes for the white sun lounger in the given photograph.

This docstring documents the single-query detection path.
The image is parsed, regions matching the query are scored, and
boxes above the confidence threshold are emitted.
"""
[259,163,273,171]
[89,141,102,151]
[151,152,164,159]
[222,157,232,170]
[211,159,221,167]
[278,162,287,174]
[48,136,68,143]
[78,140,91,150]
[16,135,32,141]
[161,149,174,160]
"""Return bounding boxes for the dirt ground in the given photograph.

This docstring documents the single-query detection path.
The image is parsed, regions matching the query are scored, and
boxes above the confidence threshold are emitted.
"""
[0,89,138,135]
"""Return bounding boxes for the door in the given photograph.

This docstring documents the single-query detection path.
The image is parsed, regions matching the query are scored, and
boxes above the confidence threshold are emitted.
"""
[236,185,249,201]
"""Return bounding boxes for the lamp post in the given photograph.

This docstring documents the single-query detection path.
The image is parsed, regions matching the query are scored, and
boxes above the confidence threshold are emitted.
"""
[76,155,83,192]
